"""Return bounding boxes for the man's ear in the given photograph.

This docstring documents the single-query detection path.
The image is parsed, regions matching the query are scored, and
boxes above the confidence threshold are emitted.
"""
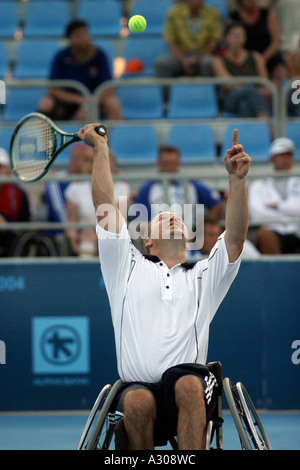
[144,237,153,254]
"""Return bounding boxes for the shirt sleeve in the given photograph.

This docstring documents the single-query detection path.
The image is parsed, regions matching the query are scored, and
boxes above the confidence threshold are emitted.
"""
[200,231,242,321]
[64,183,79,205]
[49,49,64,80]
[96,220,134,303]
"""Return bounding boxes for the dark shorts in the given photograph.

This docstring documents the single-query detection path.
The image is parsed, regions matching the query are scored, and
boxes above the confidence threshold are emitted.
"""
[110,363,219,446]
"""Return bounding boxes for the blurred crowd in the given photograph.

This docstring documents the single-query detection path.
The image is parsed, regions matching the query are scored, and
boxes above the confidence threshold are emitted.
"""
[1,0,300,258]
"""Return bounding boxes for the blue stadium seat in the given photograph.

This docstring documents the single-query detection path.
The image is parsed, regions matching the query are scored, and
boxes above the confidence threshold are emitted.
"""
[76,0,122,37]
[109,125,158,166]
[116,85,164,119]
[123,38,168,76]
[129,0,172,36]
[286,122,300,160]
[220,123,272,162]
[3,87,46,122]
[0,126,14,155]
[94,40,116,76]
[13,41,60,79]
[0,43,9,78]
[205,0,228,20]
[23,1,70,37]
[167,84,218,119]
[166,124,216,164]
[0,2,18,38]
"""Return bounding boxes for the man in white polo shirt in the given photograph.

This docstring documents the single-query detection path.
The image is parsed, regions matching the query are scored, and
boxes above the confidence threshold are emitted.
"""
[78,124,251,450]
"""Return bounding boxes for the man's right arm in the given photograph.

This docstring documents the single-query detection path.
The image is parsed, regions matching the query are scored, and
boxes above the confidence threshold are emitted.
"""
[78,123,123,233]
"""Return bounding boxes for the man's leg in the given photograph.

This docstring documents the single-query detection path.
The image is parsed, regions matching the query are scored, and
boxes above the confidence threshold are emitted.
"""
[175,375,207,450]
[123,388,157,450]
[252,228,281,254]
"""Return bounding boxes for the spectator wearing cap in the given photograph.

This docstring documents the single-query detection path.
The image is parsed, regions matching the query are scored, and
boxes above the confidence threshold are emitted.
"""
[38,19,123,121]
[0,148,31,256]
[248,137,300,254]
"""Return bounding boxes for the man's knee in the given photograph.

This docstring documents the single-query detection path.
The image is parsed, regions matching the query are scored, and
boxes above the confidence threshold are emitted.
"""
[175,375,205,408]
[123,388,156,422]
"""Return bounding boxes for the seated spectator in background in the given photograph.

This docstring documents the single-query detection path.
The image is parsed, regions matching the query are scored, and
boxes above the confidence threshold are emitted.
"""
[38,19,123,121]
[213,22,270,118]
[0,149,31,256]
[273,0,300,54]
[45,143,96,247]
[187,218,260,259]
[134,145,223,233]
[228,0,287,88]
[154,0,222,78]
[286,33,300,117]
[65,147,131,257]
[248,137,300,254]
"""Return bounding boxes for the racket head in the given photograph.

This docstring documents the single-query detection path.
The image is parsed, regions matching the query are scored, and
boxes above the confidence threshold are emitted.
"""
[10,112,75,182]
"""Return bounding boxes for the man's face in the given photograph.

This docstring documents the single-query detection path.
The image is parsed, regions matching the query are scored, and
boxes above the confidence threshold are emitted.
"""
[271,152,294,171]
[158,151,180,173]
[0,164,9,176]
[149,212,189,242]
[69,26,92,49]
[186,0,204,9]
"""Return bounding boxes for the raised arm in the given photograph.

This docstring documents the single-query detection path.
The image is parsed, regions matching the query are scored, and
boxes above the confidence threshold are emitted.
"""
[224,129,251,262]
[78,123,122,233]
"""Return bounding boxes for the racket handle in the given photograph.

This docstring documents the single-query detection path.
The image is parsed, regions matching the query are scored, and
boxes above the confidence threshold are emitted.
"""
[95,125,107,137]
[73,125,107,142]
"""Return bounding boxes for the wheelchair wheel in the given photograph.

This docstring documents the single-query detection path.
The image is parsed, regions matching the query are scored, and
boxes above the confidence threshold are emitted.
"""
[223,378,272,450]
[77,379,123,450]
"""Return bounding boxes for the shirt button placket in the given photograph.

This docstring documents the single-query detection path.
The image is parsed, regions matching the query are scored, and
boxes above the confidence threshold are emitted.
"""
[164,271,172,300]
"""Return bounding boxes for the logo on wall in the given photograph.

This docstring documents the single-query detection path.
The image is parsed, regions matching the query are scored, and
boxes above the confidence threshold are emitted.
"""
[32,316,90,375]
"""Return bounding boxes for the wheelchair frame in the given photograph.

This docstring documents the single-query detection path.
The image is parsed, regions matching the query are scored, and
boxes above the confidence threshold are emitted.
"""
[77,362,271,451]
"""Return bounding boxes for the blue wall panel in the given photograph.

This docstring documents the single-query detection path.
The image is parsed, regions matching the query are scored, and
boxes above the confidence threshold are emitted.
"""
[0,259,299,411]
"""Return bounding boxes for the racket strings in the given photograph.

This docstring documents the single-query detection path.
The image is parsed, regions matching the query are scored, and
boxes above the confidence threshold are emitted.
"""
[12,116,56,181]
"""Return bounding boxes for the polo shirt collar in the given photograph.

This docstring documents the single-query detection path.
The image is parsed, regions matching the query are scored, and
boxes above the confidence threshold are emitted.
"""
[143,254,196,270]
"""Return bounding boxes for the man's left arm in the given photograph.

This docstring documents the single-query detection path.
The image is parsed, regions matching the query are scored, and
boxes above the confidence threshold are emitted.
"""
[224,129,252,263]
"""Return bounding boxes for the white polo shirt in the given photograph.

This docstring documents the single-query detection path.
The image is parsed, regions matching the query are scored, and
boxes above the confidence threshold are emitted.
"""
[96,221,241,383]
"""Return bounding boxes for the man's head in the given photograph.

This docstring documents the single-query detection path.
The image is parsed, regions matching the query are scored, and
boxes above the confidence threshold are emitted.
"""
[158,145,181,173]
[144,211,189,255]
[69,143,93,174]
[185,0,204,11]
[269,137,296,171]
[65,19,92,49]
[0,148,10,176]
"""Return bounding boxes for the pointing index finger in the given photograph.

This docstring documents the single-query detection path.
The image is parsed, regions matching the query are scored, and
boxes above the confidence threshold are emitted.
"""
[232,128,238,147]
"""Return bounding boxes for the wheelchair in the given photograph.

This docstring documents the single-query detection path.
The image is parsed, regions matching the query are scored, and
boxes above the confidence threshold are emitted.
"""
[77,362,272,451]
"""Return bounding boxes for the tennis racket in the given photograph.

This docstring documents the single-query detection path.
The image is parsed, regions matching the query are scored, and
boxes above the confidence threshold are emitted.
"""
[9,112,107,182]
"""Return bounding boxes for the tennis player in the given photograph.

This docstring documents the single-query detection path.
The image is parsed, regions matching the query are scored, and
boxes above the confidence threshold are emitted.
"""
[78,124,251,450]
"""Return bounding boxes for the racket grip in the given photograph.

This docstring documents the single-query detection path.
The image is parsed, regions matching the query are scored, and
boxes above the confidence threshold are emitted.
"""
[95,125,107,137]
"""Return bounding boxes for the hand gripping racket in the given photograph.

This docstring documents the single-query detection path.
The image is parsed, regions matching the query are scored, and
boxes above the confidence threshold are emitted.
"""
[9,112,107,182]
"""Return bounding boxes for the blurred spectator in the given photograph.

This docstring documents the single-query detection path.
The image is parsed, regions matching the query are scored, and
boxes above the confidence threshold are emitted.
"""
[38,19,123,121]
[248,137,300,254]
[45,142,96,252]
[134,145,223,228]
[273,0,300,54]
[187,218,260,258]
[64,147,131,257]
[213,22,270,117]
[228,0,286,88]
[0,148,31,256]
[154,0,222,78]
[286,33,300,117]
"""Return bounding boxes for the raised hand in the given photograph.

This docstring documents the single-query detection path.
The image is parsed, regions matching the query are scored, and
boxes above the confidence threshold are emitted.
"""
[224,129,251,179]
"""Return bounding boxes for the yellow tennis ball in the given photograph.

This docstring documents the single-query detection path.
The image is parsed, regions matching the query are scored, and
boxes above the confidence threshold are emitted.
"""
[128,15,147,33]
